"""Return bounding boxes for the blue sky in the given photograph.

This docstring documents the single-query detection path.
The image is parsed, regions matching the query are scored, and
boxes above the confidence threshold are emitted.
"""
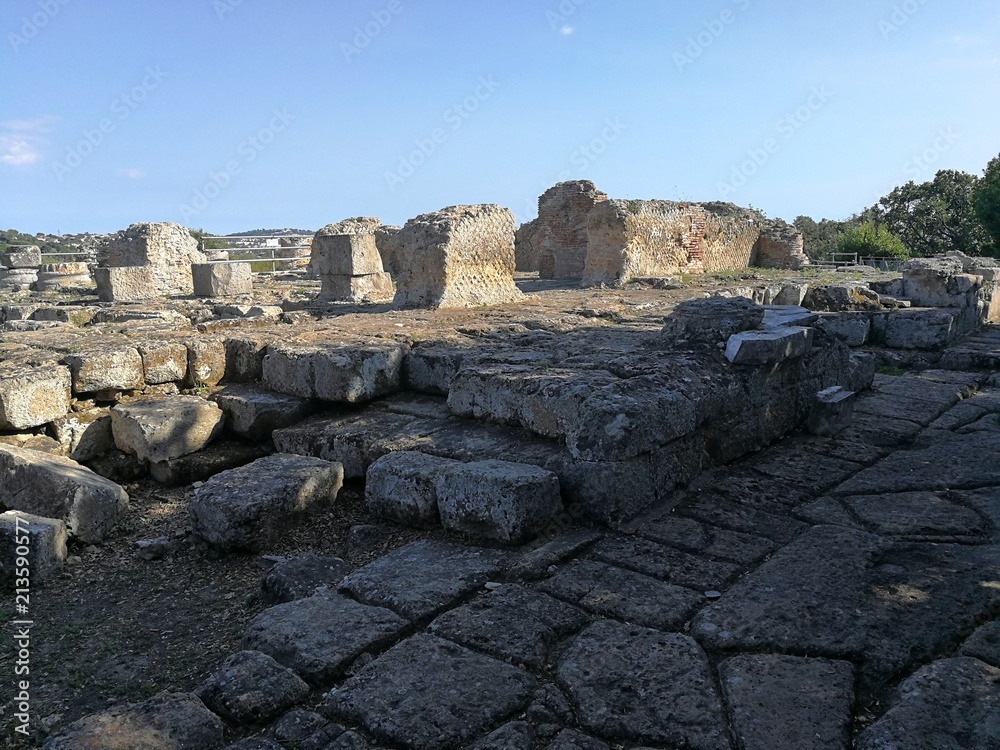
[2,0,998,234]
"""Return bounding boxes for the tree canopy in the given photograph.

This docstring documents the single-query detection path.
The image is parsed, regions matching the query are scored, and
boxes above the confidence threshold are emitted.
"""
[973,154,1000,255]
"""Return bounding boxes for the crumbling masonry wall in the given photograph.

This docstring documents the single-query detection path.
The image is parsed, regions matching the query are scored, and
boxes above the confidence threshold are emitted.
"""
[535,181,608,279]
[581,200,764,286]
[101,222,206,296]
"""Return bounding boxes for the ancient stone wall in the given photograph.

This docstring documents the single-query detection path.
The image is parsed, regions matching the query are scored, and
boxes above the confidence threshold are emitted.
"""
[102,222,206,296]
[311,218,394,303]
[514,218,542,273]
[393,205,523,309]
[756,220,810,270]
[581,200,763,286]
[535,181,608,279]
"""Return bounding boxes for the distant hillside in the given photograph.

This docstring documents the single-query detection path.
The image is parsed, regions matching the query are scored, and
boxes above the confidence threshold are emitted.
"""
[225,228,314,237]
[0,228,101,256]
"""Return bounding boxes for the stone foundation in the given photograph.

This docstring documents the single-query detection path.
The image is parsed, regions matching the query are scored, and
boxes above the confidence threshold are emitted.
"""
[101,222,206,296]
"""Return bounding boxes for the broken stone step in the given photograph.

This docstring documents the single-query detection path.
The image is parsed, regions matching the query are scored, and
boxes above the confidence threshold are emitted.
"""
[111,395,226,464]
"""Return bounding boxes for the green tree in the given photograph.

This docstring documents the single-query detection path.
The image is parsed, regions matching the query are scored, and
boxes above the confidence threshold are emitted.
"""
[973,154,1000,255]
[793,215,858,260]
[188,228,229,251]
[836,222,910,259]
[863,169,991,257]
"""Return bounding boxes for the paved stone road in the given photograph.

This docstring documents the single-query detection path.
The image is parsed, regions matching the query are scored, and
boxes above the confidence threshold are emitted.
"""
[47,354,1000,749]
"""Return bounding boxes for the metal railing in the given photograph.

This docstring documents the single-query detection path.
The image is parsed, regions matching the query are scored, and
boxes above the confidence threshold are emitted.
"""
[811,253,905,272]
[39,251,92,263]
[199,235,312,275]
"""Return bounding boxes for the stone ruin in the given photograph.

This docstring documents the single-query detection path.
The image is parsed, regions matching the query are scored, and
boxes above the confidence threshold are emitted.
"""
[0,245,41,291]
[99,221,206,297]
[311,217,394,303]
[515,182,809,284]
[392,204,523,309]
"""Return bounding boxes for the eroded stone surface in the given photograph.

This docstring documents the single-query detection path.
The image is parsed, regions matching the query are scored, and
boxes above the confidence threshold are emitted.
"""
[556,620,730,750]
[111,395,225,464]
[326,634,536,749]
[196,650,309,725]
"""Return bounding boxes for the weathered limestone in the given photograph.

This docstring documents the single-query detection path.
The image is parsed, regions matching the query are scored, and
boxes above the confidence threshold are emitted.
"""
[188,453,344,550]
[0,510,68,584]
[435,459,563,543]
[365,451,459,529]
[0,363,71,429]
[808,386,856,437]
[514,217,543,272]
[0,266,38,291]
[534,181,608,279]
[101,222,207,296]
[724,327,814,365]
[111,396,225,463]
[63,347,144,394]
[137,341,189,385]
[262,343,407,404]
[661,296,765,345]
[50,408,115,462]
[192,262,253,297]
[902,256,980,308]
[196,650,310,725]
[94,266,156,302]
[312,219,394,303]
[374,224,403,277]
[582,200,763,286]
[755,219,810,270]
[0,445,127,543]
[33,262,92,291]
[393,205,523,309]
[186,338,227,388]
[212,385,315,441]
[261,554,351,604]
[41,692,224,750]
[802,283,882,312]
[2,245,42,268]
[242,590,408,685]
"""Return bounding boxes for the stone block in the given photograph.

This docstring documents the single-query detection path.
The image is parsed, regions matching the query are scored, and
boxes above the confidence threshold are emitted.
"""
[0,445,127,543]
[224,337,268,382]
[814,312,871,347]
[189,453,344,551]
[364,451,460,529]
[318,272,394,303]
[41,692,224,750]
[111,395,225,463]
[312,233,386,277]
[725,327,814,365]
[196,650,309,725]
[771,283,809,306]
[261,554,352,605]
[101,221,206,296]
[31,306,97,327]
[192,262,253,297]
[262,343,407,404]
[802,283,882,312]
[137,341,188,385]
[50,408,114,462]
[435,459,563,543]
[34,262,92,291]
[186,338,227,387]
[0,268,37,291]
[0,363,72,430]
[883,308,959,350]
[661,296,765,345]
[0,510,68,585]
[393,204,523,309]
[148,439,271,487]
[2,245,42,268]
[63,347,145,394]
[808,386,856,438]
[212,385,315,441]
[94,266,156,303]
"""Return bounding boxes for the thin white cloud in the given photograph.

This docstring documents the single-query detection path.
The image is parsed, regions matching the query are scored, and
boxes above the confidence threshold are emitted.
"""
[0,135,40,166]
[117,168,145,180]
[560,25,574,36]
[0,116,56,168]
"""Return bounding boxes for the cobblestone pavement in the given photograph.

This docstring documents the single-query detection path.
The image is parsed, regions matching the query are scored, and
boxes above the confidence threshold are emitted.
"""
[46,345,1000,749]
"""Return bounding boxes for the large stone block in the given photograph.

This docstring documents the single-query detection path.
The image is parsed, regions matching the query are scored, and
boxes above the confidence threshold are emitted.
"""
[2,245,42,268]
[262,343,407,404]
[50,408,115,462]
[189,453,344,550]
[902,256,981,308]
[883,308,960,350]
[582,199,763,286]
[318,272,394,303]
[101,222,206,296]
[94,266,156,302]
[0,363,72,430]
[365,451,460,529]
[63,347,145,394]
[725,327,814,365]
[0,446,127,543]
[137,341,188,385]
[312,233,386,277]
[435,459,563,543]
[212,385,315,441]
[0,510,68,585]
[393,204,523,309]
[186,338,227,387]
[111,396,225,463]
[661,296,765,346]
[192,262,253,297]
[33,262,92,291]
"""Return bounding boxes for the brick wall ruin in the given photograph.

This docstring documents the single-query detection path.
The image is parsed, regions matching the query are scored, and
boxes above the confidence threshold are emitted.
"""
[535,181,608,279]
[581,200,764,287]
[756,219,810,270]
